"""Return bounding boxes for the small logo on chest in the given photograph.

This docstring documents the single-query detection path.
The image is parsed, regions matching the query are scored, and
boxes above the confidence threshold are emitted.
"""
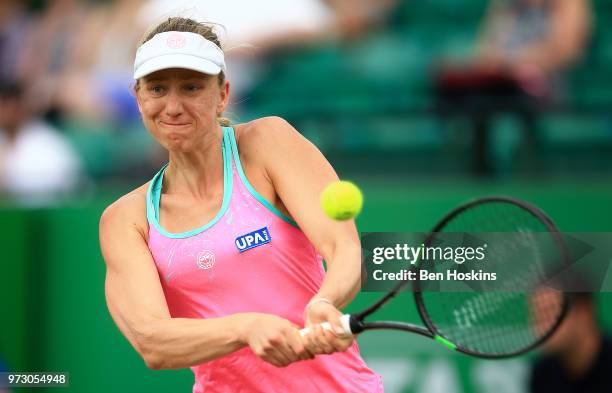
[196,250,215,270]
[235,227,271,253]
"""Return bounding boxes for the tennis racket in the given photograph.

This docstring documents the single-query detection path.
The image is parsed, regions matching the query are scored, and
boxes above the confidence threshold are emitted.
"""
[301,196,570,358]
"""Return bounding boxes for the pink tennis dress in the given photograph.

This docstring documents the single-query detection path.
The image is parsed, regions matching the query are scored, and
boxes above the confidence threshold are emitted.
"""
[146,127,383,392]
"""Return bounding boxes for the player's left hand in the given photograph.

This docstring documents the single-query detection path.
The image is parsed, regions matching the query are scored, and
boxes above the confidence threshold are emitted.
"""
[302,300,354,355]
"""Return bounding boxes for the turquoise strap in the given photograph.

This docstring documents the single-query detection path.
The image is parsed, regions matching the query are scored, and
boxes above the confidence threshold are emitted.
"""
[145,128,233,238]
[224,126,298,228]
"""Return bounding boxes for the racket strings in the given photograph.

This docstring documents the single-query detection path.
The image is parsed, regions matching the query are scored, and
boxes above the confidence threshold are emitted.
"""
[429,290,563,354]
[418,201,567,356]
[428,292,533,354]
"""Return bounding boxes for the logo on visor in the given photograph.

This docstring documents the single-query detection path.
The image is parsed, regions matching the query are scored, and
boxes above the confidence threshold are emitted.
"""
[235,227,271,253]
[166,34,187,49]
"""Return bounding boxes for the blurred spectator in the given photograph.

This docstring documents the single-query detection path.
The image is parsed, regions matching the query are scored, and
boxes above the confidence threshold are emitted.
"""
[50,0,145,124]
[18,0,94,122]
[139,0,394,51]
[0,0,396,184]
[472,0,592,99]
[6,0,395,124]
[0,80,83,205]
[438,0,592,101]
[530,293,612,393]
[0,0,33,83]
[435,0,592,175]
[138,0,395,101]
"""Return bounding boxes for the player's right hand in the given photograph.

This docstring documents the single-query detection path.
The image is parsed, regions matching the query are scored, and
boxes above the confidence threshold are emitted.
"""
[242,313,315,367]
[302,301,354,355]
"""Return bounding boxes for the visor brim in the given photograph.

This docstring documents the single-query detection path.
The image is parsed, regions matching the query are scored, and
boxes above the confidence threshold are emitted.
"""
[134,54,223,79]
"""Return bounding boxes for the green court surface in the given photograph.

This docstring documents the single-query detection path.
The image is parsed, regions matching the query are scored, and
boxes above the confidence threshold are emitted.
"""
[1,176,611,393]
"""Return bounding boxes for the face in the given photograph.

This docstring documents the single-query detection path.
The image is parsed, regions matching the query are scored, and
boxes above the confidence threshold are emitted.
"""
[135,68,229,152]
[538,305,581,354]
[530,291,591,355]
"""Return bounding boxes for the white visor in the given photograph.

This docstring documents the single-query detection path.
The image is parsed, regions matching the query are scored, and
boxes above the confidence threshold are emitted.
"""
[133,31,226,79]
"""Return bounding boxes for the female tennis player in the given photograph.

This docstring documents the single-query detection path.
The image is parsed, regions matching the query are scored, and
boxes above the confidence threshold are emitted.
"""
[99,17,383,392]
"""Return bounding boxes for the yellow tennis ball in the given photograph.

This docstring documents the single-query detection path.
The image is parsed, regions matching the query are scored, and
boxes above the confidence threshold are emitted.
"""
[320,181,363,220]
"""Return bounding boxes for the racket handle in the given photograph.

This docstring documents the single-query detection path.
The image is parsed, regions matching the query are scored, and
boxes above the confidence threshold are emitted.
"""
[299,314,353,337]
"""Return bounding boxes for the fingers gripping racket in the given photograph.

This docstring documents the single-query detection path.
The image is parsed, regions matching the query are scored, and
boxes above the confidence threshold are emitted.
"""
[301,196,570,358]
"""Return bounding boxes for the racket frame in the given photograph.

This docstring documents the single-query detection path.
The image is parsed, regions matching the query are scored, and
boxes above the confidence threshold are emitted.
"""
[350,196,571,358]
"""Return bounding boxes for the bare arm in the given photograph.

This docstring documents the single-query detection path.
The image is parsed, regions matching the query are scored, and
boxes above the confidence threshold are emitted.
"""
[474,1,509,61]
[476,0,592,72]
[517,0,592,71]
[100,192,311,369]
[254,117,362,311]
[246,117,359,354]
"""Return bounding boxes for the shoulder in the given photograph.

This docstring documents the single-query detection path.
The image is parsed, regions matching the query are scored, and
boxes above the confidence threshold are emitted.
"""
[99,183,150,239]
[234,116,316,160]
[235,115,299,141]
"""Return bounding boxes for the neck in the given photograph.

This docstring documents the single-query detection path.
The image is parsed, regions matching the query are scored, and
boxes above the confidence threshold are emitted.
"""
[165,125,225,198]
[559,327,601,378]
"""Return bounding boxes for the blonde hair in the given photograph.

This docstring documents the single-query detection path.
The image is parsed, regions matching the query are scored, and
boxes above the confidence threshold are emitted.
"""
[136,17,231,126]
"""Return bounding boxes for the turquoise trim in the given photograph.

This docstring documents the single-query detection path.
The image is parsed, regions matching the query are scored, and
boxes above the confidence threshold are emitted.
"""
[145,128,233,239]
[226,127,298,228]
[146,164,167,225]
